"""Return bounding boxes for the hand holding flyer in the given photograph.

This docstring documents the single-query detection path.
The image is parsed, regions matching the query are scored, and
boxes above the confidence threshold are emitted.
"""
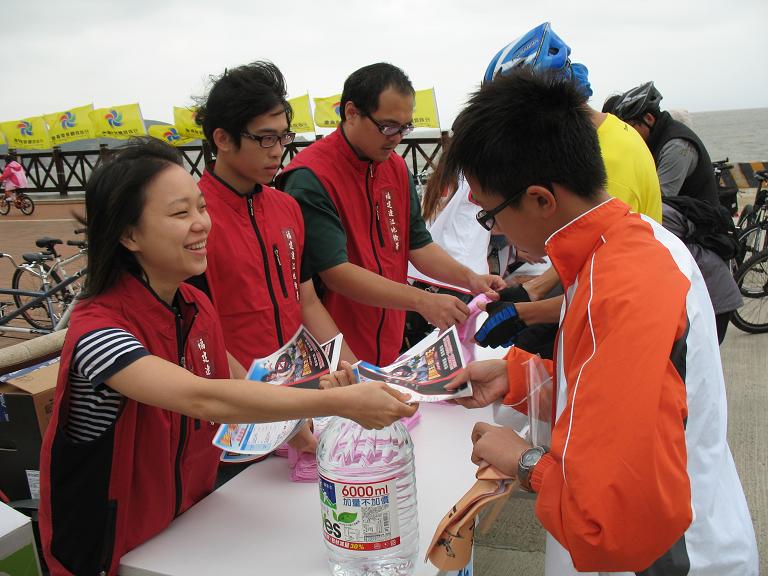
[356,326,473,403]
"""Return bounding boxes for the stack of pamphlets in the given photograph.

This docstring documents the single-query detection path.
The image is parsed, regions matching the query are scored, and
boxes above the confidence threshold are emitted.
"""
[214,327,341,461]
[213,325,472,461]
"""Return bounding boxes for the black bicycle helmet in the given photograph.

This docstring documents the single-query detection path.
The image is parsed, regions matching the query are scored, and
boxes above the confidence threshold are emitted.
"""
[612,81,663,121]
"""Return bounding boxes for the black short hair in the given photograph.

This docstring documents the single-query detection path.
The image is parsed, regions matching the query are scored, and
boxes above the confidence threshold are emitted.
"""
[82,137,183,297]
[196,61,292,154]
[340,63,414,122]
[444,68,606,207]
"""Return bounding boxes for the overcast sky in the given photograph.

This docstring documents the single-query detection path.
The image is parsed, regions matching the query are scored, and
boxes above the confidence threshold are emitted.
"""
[2,0,766,129]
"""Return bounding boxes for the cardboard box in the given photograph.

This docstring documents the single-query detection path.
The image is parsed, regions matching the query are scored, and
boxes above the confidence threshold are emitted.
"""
[0,502,41,575]
[0,360,59,502]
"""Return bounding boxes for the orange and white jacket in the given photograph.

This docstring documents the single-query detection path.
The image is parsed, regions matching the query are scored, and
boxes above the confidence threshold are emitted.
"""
[503,199,758,575]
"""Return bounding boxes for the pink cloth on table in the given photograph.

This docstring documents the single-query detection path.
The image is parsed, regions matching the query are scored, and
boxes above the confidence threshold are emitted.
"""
[286,412,423,483]
[456,294,491,363]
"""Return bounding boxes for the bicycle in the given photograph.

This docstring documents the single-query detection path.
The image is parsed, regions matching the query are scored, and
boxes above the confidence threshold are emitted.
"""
[1,230,87,331]
[731,248,768,333]
[712,158,739,217]
[0,263,85,335]
[0,191,35,216]
[733,170,768,268]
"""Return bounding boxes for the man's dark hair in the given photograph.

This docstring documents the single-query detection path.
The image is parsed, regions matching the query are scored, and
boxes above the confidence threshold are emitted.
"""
[196,61,292,154]
[81,137,183,297]
[444,68,606,207]
[340,63,414,122]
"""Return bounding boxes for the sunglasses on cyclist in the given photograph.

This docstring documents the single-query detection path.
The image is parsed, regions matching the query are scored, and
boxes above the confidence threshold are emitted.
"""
[365,115,415,138]
[240,131,296,149]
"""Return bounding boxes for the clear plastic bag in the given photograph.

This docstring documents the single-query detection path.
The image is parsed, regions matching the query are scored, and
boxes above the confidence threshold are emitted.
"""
[523,355,553,448]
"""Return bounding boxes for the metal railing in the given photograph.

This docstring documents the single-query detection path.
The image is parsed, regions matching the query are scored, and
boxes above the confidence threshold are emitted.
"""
[9,131,450,197]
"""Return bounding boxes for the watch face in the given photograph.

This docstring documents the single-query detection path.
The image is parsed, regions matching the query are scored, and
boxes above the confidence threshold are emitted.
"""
[522,448,543,467]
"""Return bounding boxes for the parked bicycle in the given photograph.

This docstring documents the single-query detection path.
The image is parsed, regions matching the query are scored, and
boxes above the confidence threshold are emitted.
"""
[0,230,87,333]
[0,192,35,216]
[731,248,768,333]
[712,158,739,217]
[734,170,768,268]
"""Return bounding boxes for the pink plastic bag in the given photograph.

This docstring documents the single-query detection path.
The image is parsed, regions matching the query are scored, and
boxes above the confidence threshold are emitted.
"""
[456,294,491,363]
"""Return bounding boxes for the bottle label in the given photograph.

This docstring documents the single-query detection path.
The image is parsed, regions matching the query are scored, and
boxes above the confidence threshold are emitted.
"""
[319,474,401,551]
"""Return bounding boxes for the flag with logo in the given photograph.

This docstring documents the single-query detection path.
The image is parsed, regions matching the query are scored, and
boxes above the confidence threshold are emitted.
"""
[0,116,51,150]
[90,103,147,139]
[174,107,204,140]
[413,88,440,129]
[313,94,342,129]
[148,124,197,147]
[44,104,96,146]
[288,94,315,134]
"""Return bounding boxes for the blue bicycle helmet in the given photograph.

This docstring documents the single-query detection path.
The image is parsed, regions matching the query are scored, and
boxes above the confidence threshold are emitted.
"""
[483,22,593,98]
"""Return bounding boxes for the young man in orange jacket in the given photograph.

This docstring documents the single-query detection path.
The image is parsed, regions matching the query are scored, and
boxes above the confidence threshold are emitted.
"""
[446,69,758,575]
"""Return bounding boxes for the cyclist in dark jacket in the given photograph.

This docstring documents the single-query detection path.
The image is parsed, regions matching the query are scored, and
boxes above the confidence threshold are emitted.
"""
[609,81,720,206]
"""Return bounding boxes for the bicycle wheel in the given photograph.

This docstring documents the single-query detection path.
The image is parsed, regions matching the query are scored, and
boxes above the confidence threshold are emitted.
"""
[737,223,768,266]
[731,251,768,334]
[18,194,35,215]
[0,199,9,215]
[736,204,754,229]
[11,266,62,330]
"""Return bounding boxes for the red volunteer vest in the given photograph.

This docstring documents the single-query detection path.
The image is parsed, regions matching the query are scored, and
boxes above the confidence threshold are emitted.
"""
[39,273,229,576]
[283,128,412,365]
[200,170,304,367]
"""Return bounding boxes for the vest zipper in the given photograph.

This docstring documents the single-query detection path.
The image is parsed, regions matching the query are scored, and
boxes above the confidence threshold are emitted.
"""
[173,310,187,518]
[365,163,386,365]
[374,201,386,247]
[98,500,118,575]
[272,244,289,298]
[247,195,285,345]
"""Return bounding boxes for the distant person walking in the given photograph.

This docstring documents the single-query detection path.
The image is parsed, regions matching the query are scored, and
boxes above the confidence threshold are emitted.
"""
[0,154,28,201]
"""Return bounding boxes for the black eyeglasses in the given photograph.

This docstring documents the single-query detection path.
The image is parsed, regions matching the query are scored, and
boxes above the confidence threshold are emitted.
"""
[475,195,519,231]
[365,115,415,137]
[240,131,296,149]
[475,184,553,230]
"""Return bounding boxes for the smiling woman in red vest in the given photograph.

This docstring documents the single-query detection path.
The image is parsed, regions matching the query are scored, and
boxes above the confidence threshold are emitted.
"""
[38,138,416,576]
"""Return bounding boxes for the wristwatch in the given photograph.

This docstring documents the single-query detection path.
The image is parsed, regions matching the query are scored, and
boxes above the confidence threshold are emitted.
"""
[518,446,548,492]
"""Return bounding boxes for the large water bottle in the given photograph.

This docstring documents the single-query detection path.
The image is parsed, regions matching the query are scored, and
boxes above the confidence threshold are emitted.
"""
[316,417,419,576]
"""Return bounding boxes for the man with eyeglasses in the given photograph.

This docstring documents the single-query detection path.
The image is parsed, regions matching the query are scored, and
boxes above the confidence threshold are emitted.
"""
[189,62,353,457]
[445,69,758,576]
[279,63,505,366]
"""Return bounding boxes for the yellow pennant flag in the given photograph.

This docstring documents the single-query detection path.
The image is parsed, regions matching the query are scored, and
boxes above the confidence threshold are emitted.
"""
[148,124,197,147]
[0,131,5,146]
[90,103,146,139]
[288,94,315,134]
[44,104,96,146]
[413,88,440,129]
[174,107,204,140]
[0,116,51,150]
[313,94,342,129]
